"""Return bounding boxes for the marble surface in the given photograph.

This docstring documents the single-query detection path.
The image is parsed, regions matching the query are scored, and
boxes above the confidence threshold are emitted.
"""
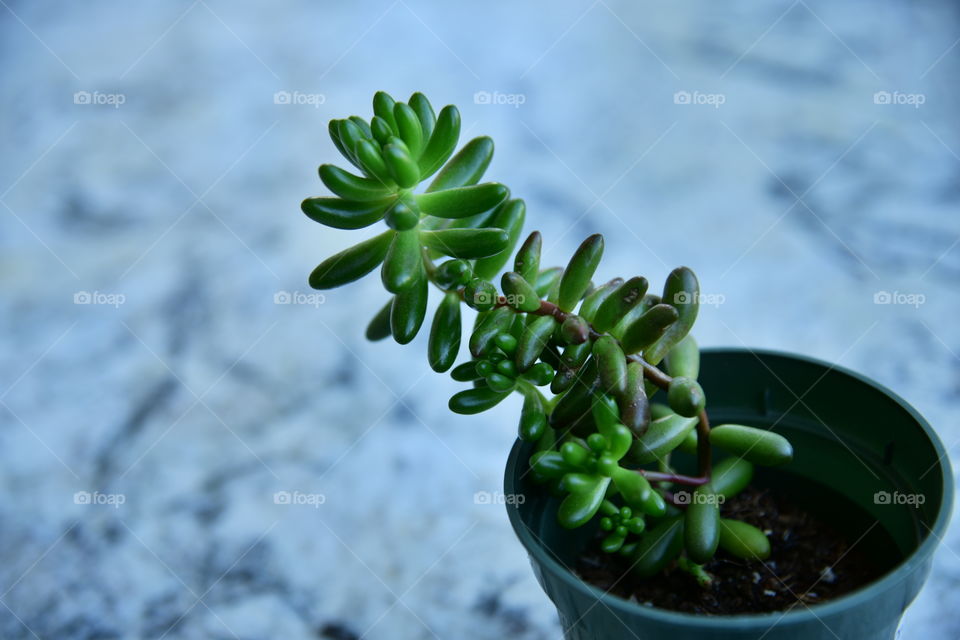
[1,0,958,638]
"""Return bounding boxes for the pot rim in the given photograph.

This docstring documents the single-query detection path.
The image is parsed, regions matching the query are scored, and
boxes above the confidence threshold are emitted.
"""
[504,347,954,629]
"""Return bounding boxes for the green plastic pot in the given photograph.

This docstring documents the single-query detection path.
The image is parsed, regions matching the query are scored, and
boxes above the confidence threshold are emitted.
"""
[504,348,953,639]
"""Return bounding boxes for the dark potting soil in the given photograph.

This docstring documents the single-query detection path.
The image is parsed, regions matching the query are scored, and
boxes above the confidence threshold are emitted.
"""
[576,486,886,615]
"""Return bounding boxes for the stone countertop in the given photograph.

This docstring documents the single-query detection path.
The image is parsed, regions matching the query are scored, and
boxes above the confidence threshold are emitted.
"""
[0,1,957,638]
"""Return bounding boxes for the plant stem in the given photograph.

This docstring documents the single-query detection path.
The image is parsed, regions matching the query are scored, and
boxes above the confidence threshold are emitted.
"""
[638,470,709,487]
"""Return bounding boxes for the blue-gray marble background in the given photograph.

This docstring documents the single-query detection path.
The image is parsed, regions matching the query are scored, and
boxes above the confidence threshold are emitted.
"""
[1,1,958,638]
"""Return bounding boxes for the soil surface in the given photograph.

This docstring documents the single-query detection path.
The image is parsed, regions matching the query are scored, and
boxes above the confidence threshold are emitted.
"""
[576,487,885,615]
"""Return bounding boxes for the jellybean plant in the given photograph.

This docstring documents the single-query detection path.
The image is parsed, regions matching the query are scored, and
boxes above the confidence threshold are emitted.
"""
[302,91,795,583]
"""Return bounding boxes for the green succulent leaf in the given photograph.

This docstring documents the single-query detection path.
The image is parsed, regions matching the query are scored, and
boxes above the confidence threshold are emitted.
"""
[578,278,623,323]
[593,276,649,333]
[301,196,394,230]
[557,474,611,529]
[665,334,700,379]
[628,413,698,465]
[382,143,420,188]
[393,102,424,158]
[514,232,542,285]
[619,304,679,355]
[318,164,393,202]
[684,484,720,564]
[501,272,541,312]
[415,183,509,219]
[719,519,771,560]
[667,376,706,418]
[372,91,398,133]
[472,199,527,279]
[428,291,462,372]
[354,139,394,184]
[428,136,494,192]
[309,230,394,290]
[558,234,604,312]
[593,336,628,396]
[534,267,563,298]
[418,105,462,179]
[644,267,700,365]
[408,92,436,139]
[365,299,393,342]
[420,228,509,259]
[631,516,684,578]
[618,361,651,435]
[469,306,514,357]
[381,229,423,293]
[710,424,794,466]
[370,116,394,144]
[516,315,558,371]
[390,273,428,344]
[519,389,547,442]
[448,386,511,414]
[711,457,754,499]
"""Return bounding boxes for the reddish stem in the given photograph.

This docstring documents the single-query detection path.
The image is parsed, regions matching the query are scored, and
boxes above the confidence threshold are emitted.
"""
[638,470,709,486]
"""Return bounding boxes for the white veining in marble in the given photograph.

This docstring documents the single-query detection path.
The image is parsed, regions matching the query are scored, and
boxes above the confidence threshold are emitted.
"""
[1,1,958,638]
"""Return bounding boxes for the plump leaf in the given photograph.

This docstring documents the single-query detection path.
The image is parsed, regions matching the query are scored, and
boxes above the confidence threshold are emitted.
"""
[301,196,393,230]
[593,276,649,333]
[415,183,509,219]
[619,304,679,355]
[631,516,684,578]
[711,457,754,499]
[710,424,794,466]
[381,229,423,293]
[519,390,547,441]
[383,143,420,188]
[667,376,706,418]
[645,267,700,364]
[557,475,611,529]
[365,299,393,341]
[618,361,650,435]
[448,386,510,414]
[319,164,393,201]
[418,105,461,179]
[516,315,557,371]
[390,273,427,344]
[309,230,394,290]
[420,228,509,259]
[393,102,423,158]
[428,291,462,372]
[514,232,542,285]
[719,519,771,560]
[557,234,604,311]
[628,413,698,464]
[472,199,527,279]
[355,139,394,184]
[469,306,513,357]
[501,272,540,312]
[665,334,699,379]
[372,91,398,132]
[578,278,623,323]
[684,484,720,564]
[534,267,563,298]
[594,336,627,396]
[408,92,436,139]
[428,136,494,192]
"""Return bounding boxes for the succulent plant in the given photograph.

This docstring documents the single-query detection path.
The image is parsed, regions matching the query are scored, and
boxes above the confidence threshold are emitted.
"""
[301,91,795,583]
